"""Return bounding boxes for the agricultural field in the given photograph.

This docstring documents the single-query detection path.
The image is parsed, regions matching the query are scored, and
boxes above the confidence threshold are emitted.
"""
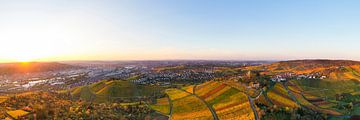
[267,83,299,108]
[194,81,222,96]
[166,88,213,120]
[6,110,30,119]
[286,81,342,116]
[293,77,360,98]
[210,89,255,120]
[0,96,8,103]
[191,80,256,120]
[166,88,190,101]
[181,85,195,94]
[255,94,272,106]
[149,97,170,115]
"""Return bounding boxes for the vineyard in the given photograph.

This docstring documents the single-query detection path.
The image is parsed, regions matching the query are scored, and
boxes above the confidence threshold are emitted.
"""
[167,81,256,120]
[181,85,195,94]
[166,89,190,101]
[149,97,170,115]
[152,75,356,119]
[194,81,223,97]
[166,88,213,120]
[210,90,255,120]
[286,81,342,115]
[267,83,299,108]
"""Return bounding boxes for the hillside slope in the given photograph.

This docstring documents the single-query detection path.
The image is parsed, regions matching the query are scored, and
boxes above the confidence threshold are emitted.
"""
[249,60,360,81]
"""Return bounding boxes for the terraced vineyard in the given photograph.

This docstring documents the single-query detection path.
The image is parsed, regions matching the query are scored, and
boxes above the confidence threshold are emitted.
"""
[166,88,213,120]
[285,81,342,115]
[267,83,299,108]
[163,81,256,120]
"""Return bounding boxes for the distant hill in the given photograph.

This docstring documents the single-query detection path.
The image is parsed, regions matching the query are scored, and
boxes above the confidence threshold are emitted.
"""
[0,62,77,74]
[69,80,164,102]
[269,60,360,71]
[250,59,360,81]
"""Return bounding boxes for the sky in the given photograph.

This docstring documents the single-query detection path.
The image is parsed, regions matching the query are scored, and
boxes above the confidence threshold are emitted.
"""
[0,0,360,62]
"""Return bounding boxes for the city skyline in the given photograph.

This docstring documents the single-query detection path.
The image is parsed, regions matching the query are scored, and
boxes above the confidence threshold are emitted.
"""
[1,0,360,63]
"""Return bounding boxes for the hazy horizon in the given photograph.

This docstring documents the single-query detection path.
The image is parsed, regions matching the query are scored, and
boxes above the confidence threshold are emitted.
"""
[1,0,360,62]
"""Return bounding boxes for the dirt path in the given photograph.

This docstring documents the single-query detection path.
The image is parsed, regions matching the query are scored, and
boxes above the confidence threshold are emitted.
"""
[167,95,173,120]
[247,95,260,120]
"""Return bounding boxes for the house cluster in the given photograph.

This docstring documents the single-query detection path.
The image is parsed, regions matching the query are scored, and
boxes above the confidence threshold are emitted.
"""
[296,72,327,80]
[270,72,327,82]
[248,81,261,89]
[270,72,295,82]
[132,69,215,85]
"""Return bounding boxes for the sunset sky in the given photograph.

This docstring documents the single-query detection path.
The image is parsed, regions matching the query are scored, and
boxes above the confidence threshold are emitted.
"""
[1,0,360,63]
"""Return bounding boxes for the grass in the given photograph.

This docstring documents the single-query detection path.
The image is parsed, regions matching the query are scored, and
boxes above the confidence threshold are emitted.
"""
[96,80,137,97]
[351,105,360,115]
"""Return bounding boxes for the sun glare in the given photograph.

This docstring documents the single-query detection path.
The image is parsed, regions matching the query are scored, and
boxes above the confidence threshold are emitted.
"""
[17,57,32,62]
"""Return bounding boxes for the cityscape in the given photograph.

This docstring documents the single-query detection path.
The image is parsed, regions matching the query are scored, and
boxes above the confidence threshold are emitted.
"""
[1,0,360,120]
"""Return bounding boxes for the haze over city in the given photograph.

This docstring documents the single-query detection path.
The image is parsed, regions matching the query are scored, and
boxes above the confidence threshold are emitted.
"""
[1,0,360,62]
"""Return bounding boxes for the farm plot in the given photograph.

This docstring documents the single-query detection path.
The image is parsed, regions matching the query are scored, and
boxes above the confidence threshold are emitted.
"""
[150,97,170,115]
[166,88,213,120]
[267,83,299,108]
